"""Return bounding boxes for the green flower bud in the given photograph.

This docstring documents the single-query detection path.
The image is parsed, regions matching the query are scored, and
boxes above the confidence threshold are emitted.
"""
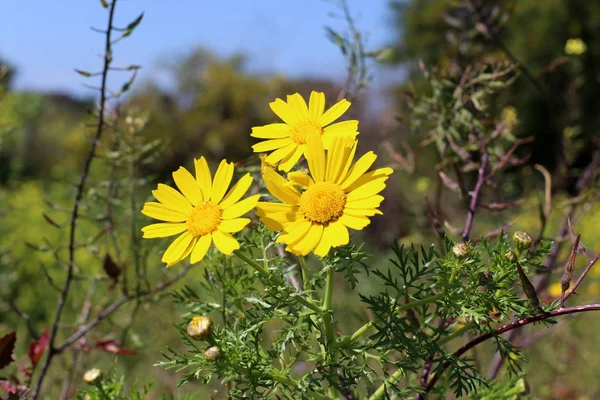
[83,368,102,384]
[515,378,530,394]
[187,316,213,341]
[513,231,532,252]
[204,346,220,361]
[505,250,518,263]
[452,243,470,258]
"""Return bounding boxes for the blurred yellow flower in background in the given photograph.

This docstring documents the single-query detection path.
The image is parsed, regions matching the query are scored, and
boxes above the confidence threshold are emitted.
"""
[502,106,519,130]
[256,135,392,257]
[251,91,359,172]
[565,38,587,55]
[141,157,259,267]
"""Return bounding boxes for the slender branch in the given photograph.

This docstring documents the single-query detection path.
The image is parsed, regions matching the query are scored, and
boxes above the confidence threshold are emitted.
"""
[31,2,117,398]
[564,251,600,303]
[462,150,489,242]
[425,303,600,394]
[367,368,404,400]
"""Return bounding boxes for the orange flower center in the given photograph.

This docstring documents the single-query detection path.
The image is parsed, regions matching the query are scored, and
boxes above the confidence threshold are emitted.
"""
[290,121,323,144]
[187,201,222,237]
[299,182,346,225]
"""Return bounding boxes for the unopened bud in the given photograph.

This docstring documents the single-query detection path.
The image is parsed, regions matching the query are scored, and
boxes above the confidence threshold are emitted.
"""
[204,346,220,361]
[513,231,532,252]
[505,250,517,263]
[479,270,493,285]
[452,243,469,258]
[187,316,213,341]
[515,378,530,394]
[83,368,102,384]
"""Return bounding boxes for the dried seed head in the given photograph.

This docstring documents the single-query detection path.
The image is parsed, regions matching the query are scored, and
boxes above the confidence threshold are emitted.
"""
[187,316,213,341]
[452,243,470,258]
[479,270,493,285]
[83,368,103,384]
[505,250,518,263]
[513,231,532,252]
[204,346,220,361]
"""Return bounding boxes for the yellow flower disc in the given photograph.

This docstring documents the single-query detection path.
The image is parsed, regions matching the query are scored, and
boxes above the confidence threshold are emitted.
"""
[299,182,346,225]
[187,201,223,237]
[290,121,323,145]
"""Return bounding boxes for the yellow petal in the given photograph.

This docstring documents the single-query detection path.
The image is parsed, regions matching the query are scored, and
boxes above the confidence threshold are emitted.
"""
[291,224,324,256]
[326,220,350,247]
[278,219,312,244]
[222,194,260,220]
[339,213,371,230]
[152,184,192,213]
[190,234,212,264]
[344,208,382,217]
[319,99,351,126]
[326,136,356,183]
[167,236,197,268]
[194,157,212,201]
[286,93,309,120]
[305,134,326,182]
[212,230,240,255]
[220,173,253,210]
[141,222,187,238]
[173,167,203,205]
[255,202,296,215]
[211,160,234,204]
[346,179,388,202]
[340,151,377,189]
[265,142,297,164]
[308,91,325,122]
[277,144,305,172]
[288,171,314,189]
[270,98,298,125]
[260,210,299,231]
[251,123,291,139]
[337,140,358,184]
[262,168,301,204]
[346,195,384,209]
[218,218,251,233]
[313,233,332,257]
[345,167,394,192]
[142,202,187,222]
[252,138,293,153]
[323,120,359,135]
[162,231,194,266]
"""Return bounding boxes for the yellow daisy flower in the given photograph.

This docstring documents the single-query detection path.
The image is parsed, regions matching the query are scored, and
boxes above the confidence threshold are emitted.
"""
[251,91,359,172]
[256,135,392,257]
[141,157,260,267]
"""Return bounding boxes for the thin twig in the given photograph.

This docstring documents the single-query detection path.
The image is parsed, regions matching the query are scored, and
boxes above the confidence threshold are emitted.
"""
[31,2,117,397]
[564,251,600,303]
[462,150,489,242]
[425,303,600,394]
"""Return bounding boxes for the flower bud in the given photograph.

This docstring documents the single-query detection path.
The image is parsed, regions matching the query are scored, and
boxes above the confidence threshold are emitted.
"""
[452,243,469,258]
[204,346,220,361]
[515,378,530,394]
[478,270,493,285]
[83,368,102,384]
[505,250,517,263]
[513,231,532,252]
[187,316,213,341]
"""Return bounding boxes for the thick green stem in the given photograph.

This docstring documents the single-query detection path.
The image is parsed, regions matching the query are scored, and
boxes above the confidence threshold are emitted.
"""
[368,368,404,400]
[437,321,476,346]
[322,267,335,343]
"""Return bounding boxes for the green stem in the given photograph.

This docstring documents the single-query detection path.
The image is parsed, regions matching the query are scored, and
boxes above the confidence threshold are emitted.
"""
[368,368,404,400]
[322,267,335,344]
[437,321,476,346]
[299,256,310,293]
[233,250,269,277]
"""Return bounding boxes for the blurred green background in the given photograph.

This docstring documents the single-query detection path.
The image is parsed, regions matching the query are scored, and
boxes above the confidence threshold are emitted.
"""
[1,0,600,398]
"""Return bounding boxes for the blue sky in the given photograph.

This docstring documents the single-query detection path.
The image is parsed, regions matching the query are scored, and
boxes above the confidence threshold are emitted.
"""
[0,0,400,96]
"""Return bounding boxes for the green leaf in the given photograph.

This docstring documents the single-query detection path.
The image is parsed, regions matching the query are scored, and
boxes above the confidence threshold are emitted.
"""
[74,69,92,77]
[100,0,109,8]
[122,12,144,38]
